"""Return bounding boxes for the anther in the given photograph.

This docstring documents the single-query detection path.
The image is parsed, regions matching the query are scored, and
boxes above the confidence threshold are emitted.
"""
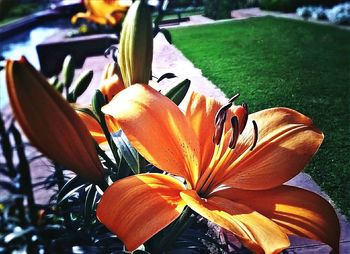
[213,94,241,145]
[104,45,118,63]
[213,113,226,145]
[250,120,258,151]
[214,103,231,125]
[242,102,248,111]
[228,93,240,103]
[240,103,249,134]
[228,116,239,149]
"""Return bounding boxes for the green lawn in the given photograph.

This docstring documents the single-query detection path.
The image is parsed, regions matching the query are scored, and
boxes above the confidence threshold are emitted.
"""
[0,2,43,26]
[170,17,350,217]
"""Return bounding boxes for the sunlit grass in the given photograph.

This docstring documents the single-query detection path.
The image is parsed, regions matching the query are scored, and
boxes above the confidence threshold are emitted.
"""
[171,16,350,217]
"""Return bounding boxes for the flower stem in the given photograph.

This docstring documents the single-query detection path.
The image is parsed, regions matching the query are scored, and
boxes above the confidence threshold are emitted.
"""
[10,124,37,225]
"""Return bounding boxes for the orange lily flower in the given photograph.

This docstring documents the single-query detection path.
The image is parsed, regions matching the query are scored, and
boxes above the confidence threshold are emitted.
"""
[6,57,104,184]
[97,84,340,253]
[71,0,132,26]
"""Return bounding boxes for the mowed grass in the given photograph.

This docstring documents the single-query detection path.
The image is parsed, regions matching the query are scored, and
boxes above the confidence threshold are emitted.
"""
[171,17,350,217]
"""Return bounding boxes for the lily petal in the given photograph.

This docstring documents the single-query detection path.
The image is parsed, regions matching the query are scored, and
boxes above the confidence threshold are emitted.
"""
[102,84,200,187]
[97,173,186,251]
[181,190,290,254]
[99,75,125,102]
[185,92,221,174]
[76,110,106,144]
[6,58,104,184]
[211,186,340,253]
[219,108,323,190]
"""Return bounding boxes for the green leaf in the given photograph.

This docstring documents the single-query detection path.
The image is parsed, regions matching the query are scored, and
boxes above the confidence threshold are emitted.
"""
[160,28,172,44]
[84,184,98,225]
[75,107,99,121]
[116,157,131,180]
[55,82,64,93]
[91,90,106,120]
[4,227,35,243]
[62,55,75,88]
[112,130,139,175]
[158,73,177,83]
[48,76,59,86]
[165,79,191,105]
[72,70,94,101]
[132,250,150,254]
[57,176,86,204]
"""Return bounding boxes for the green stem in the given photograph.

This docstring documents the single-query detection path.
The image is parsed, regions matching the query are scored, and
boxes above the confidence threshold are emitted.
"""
[53,162,65,191]
[157,206,194,253]
[99,115,120,165]
[95,141,119,173]
[0,112,16,178]
[11,124,37,225]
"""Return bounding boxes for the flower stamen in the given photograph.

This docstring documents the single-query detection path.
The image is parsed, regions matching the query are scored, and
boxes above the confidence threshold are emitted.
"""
[240,102,248,134]
[250,120,258,151]
[228,93,240,104]
[213,93,240,145]
[228,116,239,149]
[212,111,227,145]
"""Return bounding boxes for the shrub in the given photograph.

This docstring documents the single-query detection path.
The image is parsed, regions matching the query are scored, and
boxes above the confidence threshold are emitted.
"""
[259,0,344,13]
[168,0,202,8]
[296,3,350,25]
[203,0,233,20]
[327,2,350,24]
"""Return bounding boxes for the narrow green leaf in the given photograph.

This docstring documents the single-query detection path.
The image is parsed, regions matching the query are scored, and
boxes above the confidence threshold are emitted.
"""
[62,55,75,88]
[160,28,172,44]
[112,130,139,174]
[4,227,35,243]
[55,82,64,93]
[132,250,150,254]
[84,184,98,225]
[91,90,106,120]
[75,107,98,121]
[165,79,191,105]
[57,176,86,204]
[48,76,59,86]
[72,70,93,101]
[158,73,177,83]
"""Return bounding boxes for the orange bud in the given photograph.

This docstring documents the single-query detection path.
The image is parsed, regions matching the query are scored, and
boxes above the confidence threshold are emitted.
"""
[6,57,104,184]
[99,63,125,102]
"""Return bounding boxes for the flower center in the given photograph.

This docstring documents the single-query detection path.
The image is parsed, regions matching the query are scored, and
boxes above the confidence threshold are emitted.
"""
[213,94,258,151]
[196,94,259,195]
